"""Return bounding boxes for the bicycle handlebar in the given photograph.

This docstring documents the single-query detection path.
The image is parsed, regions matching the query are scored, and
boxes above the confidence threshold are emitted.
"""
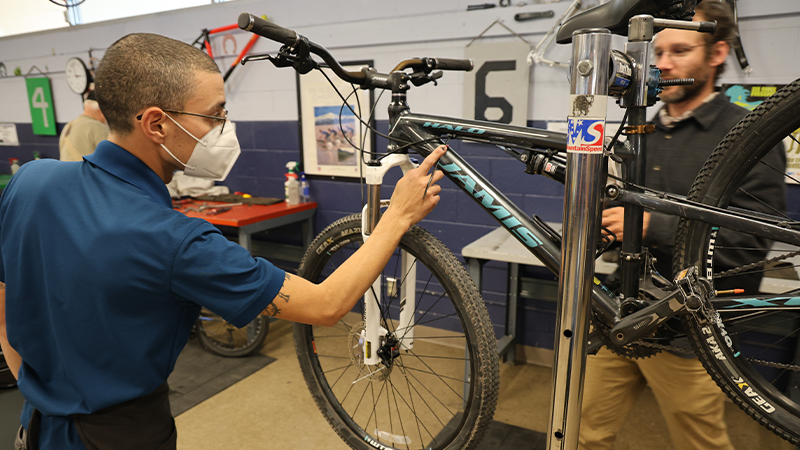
[238,12,473,90]
[237,12,296,46]
[430,58,474,72]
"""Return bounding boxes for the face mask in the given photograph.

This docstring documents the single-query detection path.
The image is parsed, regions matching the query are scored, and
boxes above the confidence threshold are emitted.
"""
[160,113,241,181]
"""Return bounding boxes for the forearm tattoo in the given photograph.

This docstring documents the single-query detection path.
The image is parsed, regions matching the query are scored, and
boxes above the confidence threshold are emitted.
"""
[264,303,281,317]
[278,272,291,302]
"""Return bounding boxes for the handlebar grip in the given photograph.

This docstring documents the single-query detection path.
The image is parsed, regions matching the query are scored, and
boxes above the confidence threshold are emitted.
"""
[432,58,474,72]
[697,20,717,34]
[238,12,297,46]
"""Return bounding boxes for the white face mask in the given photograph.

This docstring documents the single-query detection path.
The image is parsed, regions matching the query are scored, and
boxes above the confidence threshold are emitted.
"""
[161,113,241,181]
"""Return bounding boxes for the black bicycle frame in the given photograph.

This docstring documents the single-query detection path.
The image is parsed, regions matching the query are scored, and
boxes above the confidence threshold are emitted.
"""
[388,112,620,323]
[387,112,800,322]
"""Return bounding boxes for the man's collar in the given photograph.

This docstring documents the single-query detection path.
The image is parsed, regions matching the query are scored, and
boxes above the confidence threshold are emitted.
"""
[84,141,172,209]
[657,91,724,131]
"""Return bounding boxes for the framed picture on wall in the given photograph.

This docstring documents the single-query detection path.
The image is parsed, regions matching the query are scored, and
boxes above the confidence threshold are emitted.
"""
[296,60,375,180]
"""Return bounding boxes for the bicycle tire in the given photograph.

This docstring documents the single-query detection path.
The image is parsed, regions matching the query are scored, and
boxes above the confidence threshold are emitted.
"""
[674,78,800,444]
[294,214,499,450]
[195,309,270,357]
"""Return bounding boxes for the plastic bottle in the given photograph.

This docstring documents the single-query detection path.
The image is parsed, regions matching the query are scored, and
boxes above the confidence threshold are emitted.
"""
[9,158,19,175]
[284,174,300,205]
[284,162,300,205]
[299,172,310,203]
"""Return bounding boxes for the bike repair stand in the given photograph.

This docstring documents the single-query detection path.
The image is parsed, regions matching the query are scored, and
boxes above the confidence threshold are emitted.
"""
[546,27,611,450]
[546,14,670,448]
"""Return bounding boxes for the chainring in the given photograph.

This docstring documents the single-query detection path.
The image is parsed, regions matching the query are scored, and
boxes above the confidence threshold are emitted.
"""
[592,313,663,359]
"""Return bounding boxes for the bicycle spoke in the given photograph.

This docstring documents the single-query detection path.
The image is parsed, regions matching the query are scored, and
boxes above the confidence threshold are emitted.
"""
[398,284,447,343]
[350,379,372,421]
[397,270,437,343]
[400,364,457,418]
[400,354,467,361]
[416,312,460,328]
[316,354,352,359]
[403,366,427,448]
[323,363,354,376]
[339,371,362,406]
[396,363,449,429]
[388,378,410,449]
[401,366,466,395]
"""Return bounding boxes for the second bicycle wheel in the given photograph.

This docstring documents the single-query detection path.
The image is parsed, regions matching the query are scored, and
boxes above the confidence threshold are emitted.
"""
[294,214,499,450]
[675,79,800,444]
[195,308,270,357]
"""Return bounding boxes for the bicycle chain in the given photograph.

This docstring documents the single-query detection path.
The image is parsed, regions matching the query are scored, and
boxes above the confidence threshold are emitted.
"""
[715,248,800,279]
[634,340,800,372]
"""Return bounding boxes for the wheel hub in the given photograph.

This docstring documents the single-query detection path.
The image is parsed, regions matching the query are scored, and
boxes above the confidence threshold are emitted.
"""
[347,321,392,382]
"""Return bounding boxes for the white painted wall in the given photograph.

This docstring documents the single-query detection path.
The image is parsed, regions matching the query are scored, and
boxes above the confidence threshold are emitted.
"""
[0,0,798,127]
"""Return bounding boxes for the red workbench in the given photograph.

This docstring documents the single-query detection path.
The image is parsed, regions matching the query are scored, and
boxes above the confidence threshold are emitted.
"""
[178,199,317,256]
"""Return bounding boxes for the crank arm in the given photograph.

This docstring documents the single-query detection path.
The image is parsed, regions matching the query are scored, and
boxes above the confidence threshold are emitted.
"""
[609,266,709,346]
[608,289,686,346]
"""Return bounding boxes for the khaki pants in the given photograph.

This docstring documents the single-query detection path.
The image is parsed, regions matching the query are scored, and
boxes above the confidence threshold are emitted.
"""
[578,348,734,450]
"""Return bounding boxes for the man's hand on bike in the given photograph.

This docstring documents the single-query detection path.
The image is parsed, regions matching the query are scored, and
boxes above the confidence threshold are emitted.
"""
[602,207,650,242]
[385,145,447,229]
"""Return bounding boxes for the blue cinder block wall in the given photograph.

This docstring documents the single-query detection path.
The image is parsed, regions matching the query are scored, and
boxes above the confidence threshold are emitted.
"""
[6,118,800,351]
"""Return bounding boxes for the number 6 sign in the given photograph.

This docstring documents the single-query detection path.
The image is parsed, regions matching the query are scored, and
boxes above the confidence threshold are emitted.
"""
[25,77,57,136]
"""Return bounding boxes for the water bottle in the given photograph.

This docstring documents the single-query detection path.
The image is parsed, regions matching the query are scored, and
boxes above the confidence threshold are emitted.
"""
[299,172,310,203]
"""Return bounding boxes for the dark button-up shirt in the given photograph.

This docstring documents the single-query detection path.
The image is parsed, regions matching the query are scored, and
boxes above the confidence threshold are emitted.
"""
[642,92,786,286]
[0,141,284,449]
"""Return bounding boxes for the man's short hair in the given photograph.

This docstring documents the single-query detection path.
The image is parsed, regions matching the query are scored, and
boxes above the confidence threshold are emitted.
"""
[695,0,736,83]
[94,33,220,135]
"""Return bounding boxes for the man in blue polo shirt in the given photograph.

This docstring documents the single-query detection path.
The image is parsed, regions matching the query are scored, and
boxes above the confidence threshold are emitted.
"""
[0,33,446,450]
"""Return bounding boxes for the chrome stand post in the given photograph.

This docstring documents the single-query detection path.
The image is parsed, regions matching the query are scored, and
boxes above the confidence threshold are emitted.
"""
[546,28,611,450]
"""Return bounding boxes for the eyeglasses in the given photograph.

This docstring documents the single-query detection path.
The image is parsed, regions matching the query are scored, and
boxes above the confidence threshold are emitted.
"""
[654,43,707,62]
[136,108,228,135]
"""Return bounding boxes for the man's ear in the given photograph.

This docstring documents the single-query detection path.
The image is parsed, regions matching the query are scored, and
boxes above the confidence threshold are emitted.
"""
[138,107,168,144]
[709,40,730,70]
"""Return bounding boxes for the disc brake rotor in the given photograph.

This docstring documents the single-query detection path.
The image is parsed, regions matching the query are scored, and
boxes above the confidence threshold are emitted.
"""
[348,321,391,382]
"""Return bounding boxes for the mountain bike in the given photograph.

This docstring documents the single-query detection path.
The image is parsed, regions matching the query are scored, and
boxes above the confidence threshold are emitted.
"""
[237,0,800,448]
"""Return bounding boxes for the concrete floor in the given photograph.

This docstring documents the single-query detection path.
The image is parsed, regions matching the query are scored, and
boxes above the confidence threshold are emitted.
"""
[0,320,793,449]
[174,320,794,450]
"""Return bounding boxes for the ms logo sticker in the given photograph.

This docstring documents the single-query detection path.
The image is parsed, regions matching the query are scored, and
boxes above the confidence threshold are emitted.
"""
[567,118,605,153]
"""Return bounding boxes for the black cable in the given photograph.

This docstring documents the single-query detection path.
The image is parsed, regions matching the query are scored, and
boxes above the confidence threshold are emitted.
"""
[317,68,420,155]
[49,0,87,7]
[604,109,629,156]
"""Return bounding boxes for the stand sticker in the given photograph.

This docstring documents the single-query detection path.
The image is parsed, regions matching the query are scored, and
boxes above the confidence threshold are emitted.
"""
[566,94,608,154]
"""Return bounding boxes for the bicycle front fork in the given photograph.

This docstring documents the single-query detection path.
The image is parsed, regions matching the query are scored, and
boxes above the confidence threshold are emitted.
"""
[361,154,418,365]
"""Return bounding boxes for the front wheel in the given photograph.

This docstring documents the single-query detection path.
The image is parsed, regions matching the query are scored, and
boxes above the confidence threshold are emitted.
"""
[675,79,800,444]
[294,214,499,450]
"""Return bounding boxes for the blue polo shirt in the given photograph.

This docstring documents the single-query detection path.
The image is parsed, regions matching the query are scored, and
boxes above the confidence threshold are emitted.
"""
[0,141,284,449]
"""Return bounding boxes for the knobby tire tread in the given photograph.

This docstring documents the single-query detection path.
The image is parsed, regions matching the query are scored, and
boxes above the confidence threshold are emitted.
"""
[195,314,270,357]
[293,214,499,450]
[674,78,800,444]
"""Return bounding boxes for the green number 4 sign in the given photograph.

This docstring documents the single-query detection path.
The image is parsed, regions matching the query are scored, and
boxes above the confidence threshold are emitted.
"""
[25,77,57,136]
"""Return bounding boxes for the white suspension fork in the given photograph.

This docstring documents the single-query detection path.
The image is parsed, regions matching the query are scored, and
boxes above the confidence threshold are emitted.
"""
[361,154,418,365]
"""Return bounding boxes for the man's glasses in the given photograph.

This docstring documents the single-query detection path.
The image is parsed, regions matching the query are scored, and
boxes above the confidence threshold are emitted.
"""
[654,43,707,62]
[136,108,228,135]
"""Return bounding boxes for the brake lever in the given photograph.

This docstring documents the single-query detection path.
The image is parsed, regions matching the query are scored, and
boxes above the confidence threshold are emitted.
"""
[242,45,319,75]
[408,70,443,87]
